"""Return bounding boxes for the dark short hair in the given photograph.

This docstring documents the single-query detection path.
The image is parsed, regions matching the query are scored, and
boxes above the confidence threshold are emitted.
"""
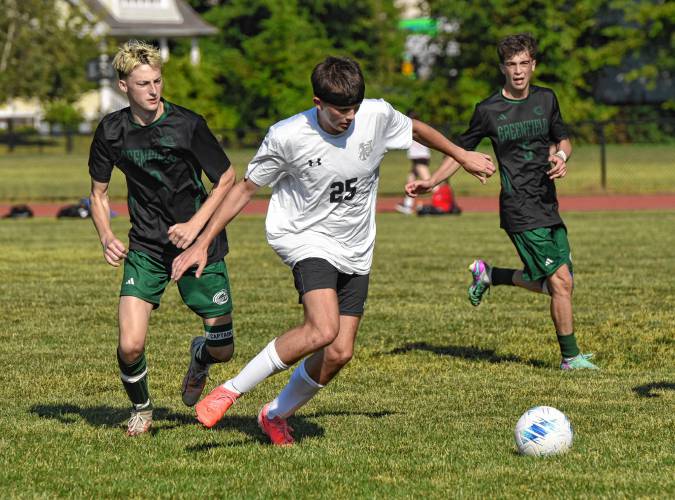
[311,56,365,106]
[497,33,538,63]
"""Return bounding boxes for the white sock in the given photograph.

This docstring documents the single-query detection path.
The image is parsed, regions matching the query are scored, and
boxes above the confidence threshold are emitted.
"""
[266,359,324,420]
[223,338,288,395]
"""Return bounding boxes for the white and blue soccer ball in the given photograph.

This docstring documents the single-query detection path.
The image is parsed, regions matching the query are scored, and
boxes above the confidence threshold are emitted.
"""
[514,406,573,456]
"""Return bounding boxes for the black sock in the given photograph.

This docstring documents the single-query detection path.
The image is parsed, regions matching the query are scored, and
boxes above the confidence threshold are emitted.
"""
[492,267,516,286]
[117,349,151,409]
[195,342,220,365]
[198,323,234,364]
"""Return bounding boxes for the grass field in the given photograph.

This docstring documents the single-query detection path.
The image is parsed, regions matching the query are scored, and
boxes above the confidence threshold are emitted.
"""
[1,211,673,497]
[0,142,674,202]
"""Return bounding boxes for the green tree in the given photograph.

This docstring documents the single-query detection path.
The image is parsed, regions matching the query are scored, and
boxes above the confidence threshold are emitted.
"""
[425,0,674,129]
[0,0,98,103]
[171,0,411,135]
[43,99,84,152]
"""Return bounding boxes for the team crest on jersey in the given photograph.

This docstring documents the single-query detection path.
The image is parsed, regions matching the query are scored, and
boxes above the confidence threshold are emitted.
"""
[358,140,373,161]
[212,289,229,305]
[158,134,176,147]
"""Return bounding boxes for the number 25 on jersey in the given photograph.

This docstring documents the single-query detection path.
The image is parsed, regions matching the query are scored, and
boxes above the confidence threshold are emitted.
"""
[330,177,358,203]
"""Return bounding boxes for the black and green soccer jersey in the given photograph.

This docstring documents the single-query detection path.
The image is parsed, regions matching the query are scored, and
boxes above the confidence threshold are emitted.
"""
[88,99,231,263]
[456,85,569,232]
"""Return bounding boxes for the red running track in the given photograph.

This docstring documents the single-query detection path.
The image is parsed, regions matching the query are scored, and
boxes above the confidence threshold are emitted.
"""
[2,194,675,218]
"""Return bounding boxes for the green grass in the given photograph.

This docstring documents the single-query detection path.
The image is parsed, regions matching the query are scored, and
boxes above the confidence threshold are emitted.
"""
[0,212,673,497]
[1,143,674,202]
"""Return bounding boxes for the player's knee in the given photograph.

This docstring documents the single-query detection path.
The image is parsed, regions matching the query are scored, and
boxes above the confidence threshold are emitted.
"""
[305,322,340,350]
[548,269,573,297]
[117,343,144,364]
[325,346,353,368]
[203,318,234,361]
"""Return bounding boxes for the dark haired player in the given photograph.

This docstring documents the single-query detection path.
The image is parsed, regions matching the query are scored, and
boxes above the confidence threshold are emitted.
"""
[171,55,496,445]
[406,34,598,370]
[88,40,238,436]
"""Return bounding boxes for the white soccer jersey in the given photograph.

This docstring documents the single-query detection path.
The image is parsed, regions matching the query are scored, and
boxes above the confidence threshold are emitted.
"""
[246,99,413,274]
[407,140,431,160]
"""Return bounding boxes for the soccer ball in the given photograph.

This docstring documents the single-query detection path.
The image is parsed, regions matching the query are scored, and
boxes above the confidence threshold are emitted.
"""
[514,406,573,456]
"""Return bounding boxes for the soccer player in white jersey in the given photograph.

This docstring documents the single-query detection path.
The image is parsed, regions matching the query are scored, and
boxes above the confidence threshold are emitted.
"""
[171,56,495,445]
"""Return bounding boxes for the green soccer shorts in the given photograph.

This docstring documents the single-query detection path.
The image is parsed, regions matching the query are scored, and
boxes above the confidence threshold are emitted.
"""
[507,224,573,282]
[120,250,233,318]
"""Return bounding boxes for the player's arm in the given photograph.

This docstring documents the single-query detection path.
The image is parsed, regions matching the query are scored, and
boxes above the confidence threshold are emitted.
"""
[89,178,127,267]
[405,155,463,198]
[168,167,236,249]
[171,178,260,280]
[411,119,495,184]
[547,138,573,180]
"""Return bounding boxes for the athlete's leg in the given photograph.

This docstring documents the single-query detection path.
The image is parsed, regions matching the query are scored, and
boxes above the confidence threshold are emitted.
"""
[202,314,235,362]
[118,295,153,364]
[265,270,368,422]
[304,314,361,385]
[547,263,574,335]
[265,314,361,422]
[397,162,419,214]
[194,289,340,428]
[546,263,598,369]
[413,162,431,182]
[118,296,154,435]
[181,314,235,407]
[228,288,340,394]
[512,270,548,293]
[178,259,236,405]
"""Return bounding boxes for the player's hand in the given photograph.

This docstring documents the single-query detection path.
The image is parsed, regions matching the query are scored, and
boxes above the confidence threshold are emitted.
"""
[168,221,201,249]
[102,235,127,267]
[405,179,434,197]
[171,242,208,281]
[459,151,495,184]
[547,154,567,180]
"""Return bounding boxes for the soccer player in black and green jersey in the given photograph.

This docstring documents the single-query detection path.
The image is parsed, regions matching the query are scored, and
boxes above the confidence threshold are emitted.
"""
[406,33,598,370]
[89,41,239,435]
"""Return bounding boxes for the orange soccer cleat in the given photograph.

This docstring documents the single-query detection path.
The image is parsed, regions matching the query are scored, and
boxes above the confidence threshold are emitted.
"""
[195,385,239,428]
[257,403,295,446]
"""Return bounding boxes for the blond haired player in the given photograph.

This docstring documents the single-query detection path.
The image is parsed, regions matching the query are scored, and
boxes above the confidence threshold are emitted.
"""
[89,40,238,435]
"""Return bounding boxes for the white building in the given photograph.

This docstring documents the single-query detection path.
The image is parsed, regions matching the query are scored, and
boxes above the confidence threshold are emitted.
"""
[0,0,217,132]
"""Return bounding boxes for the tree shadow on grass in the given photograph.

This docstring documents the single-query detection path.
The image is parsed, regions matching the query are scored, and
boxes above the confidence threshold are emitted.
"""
[389,342,547,368]
[632,381,675,398]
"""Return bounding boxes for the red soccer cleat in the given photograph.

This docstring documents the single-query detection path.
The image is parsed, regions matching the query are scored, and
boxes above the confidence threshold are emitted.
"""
[257,403,295,446]
[195,385,239,428]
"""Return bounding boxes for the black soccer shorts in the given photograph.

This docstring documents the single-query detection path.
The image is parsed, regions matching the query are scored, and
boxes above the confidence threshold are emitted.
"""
[292,258,369,316]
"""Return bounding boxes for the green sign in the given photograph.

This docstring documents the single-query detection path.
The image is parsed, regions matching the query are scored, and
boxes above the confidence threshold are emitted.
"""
[398,17,438,36]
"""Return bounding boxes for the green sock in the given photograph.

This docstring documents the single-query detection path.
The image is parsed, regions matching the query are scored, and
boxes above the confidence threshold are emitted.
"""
[557,333,580,359]
[117,349,151,409]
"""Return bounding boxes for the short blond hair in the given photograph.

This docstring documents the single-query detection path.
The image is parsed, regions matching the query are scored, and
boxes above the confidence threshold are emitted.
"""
[112,40,162,79]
